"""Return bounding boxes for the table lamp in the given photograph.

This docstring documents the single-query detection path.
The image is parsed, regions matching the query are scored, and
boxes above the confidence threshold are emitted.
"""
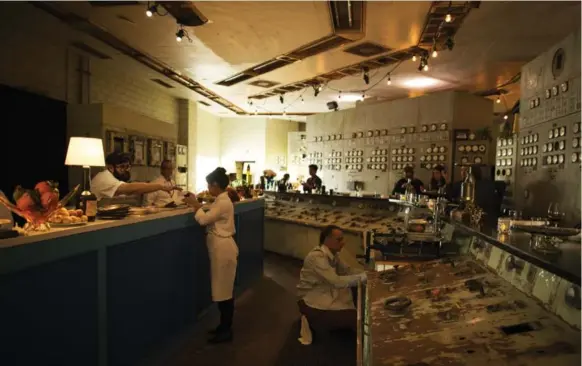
[65,137,106,197]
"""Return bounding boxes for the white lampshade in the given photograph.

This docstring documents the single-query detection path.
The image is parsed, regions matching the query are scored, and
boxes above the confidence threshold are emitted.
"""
[65,137,106,167]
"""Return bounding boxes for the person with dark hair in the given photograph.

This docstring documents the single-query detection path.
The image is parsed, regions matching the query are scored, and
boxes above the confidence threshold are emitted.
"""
[278,173,291,192]
[392,166,424,195]
[429,165,448,192]
[183,167,238,344]
[303,164,322,192]
[296,225,366,333]
[145,159,184,207]
[91,152,181,200]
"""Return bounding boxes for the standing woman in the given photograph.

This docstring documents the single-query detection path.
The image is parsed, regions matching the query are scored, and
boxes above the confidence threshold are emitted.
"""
[183,167,238,343]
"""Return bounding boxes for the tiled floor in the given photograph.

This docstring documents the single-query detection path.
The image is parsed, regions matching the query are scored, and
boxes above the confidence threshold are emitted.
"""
[140,252,355,366]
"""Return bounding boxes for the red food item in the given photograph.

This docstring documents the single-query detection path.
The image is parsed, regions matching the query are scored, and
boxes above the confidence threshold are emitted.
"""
[16,192,37,212]
[40,191,58,211]
[35,181,52,195]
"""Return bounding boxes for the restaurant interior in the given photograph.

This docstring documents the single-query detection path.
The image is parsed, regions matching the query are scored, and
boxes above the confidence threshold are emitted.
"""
[0,1,580,366]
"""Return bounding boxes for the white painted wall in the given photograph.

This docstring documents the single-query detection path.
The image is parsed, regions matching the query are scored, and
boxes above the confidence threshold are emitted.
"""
[195,108,221,191]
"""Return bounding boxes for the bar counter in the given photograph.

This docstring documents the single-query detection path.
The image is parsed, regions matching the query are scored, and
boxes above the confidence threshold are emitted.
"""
[0,199,265,366]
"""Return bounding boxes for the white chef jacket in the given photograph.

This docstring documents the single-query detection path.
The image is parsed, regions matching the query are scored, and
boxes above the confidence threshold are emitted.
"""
[297,245,363,311]
[194,192,236,237]
[0,190,13,230]
[145,175,182,207]
[90,170,125,200]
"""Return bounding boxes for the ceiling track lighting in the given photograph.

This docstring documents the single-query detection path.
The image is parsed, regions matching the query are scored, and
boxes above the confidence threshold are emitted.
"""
[387,74,392,85]
[338,91,342,100]
[418,56,429,72]
[503,115,508,120]
[279,94,285,104]
[445,35,455,51]
[175,24,192,43]
[313,84,321,97]
[445,1,452,23]
[362,67,370,85]
[145,2,168,17]
[496,95,501,104]
[412,55,417,62]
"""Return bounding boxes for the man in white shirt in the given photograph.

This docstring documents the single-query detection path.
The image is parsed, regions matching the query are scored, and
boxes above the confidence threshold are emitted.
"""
[297,225,367,332]
[91,152,180,200]
[145,160,184,207]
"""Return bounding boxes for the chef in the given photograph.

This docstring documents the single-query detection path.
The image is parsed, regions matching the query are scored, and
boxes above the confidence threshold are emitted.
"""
[392,166,425,195]
[297,225,366,332]
[91,152,180,200]
[183,167,238,344]
[303,164,322,193]
[145,159,183,207]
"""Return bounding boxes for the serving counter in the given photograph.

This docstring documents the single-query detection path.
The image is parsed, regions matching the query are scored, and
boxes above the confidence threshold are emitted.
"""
[0,199,265,366]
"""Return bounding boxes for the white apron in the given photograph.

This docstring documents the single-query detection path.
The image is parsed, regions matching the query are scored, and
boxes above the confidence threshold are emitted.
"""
[207,232,239,302]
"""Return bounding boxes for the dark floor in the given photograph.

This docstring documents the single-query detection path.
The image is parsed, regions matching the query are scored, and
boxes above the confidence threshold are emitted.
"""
[140,252,356,366]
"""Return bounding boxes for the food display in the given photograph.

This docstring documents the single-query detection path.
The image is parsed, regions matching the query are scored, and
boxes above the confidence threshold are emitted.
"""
[49,208,88,225]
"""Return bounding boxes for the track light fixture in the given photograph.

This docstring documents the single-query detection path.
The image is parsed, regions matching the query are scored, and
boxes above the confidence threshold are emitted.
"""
[279,94,284,104]
[362,67,370,85]
[387,74,392,85]
[338,91,342,100]
[496,96,501,104]
[412,55,417,62]
[418,56,429,72]
[503,115,508,120]
[145,2,168,17]
[432,48,438,58]
[445,36,455,51]
[445,1,452,22]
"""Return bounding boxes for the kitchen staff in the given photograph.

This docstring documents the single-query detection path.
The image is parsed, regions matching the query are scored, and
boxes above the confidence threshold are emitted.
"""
[183,167,238,344]
[145,159,184,207]
[303,164,322,192]
[429,164,448,192]
[392,166,425,195]
[91,152,180,200]
[0,190,13,231]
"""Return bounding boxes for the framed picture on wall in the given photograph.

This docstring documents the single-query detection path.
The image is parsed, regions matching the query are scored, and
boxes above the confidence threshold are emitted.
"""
[129,135,147,165]
[105,130,128,154]
[163,141,176,164]
[148,139,164,167]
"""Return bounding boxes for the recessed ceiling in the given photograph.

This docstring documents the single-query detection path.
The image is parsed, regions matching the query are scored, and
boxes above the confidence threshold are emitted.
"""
[35,1,582,117]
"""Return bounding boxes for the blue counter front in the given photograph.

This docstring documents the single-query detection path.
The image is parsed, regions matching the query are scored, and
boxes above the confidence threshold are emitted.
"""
[0,199,265,366]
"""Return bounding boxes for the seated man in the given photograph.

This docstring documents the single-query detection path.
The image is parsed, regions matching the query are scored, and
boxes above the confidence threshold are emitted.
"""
[297,225,367,332]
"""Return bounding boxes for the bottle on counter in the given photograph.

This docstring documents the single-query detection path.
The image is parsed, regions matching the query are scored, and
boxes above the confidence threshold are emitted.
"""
[79,190,97,222]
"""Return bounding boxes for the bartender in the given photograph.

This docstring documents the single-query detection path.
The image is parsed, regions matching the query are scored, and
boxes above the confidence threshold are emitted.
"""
[91,152,180,200]
[448,166,468,201]
[392,166,425,195]
[145,159,184,207]
[303,164,322,193]
[429,165,448,191]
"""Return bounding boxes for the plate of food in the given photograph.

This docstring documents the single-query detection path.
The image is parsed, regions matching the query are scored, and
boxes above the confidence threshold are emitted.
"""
[49,208,88,226]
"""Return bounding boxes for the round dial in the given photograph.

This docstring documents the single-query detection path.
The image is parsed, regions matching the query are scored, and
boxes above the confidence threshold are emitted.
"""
[548,143,554,152]
[427,147,433,153]
[472,145,479,152]
[408,127,415,133]
[502,149,507,157]
[559,140,565,150]
[469,133,476,140]
[409,148,415,154]
[367,131,373,137]
[440,123,447,131]
[357,132,364,138]
[549,130,554,139]
[560,127,566,137]
[558,155,565,164]
[479,145,486,152]
[573,138,580,149]
[426,163,432,169]
[508,138,513,145]
[552,155,558,164]
[422,125,428,132]
[458,145,465,152]
[509,148,514,155]
[474,157,483,164]
[574,123,580,134]
[533,134,538,143]
[420,156,426,161]
[374,130,380,136]
[461,157,468,164]
[426,155,432,161]
[400,127,406,134]
[439,155,445,161]
[502,139,507,147]
[430,124,438,131]
[572,153,579,163]
[439,146,446,153]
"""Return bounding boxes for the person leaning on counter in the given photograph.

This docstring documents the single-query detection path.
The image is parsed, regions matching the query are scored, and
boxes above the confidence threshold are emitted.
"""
[91,152,181,200]
[303,164,322,192]
[145,159,184,207]
[182,167,238,344]
[392,166,425,195]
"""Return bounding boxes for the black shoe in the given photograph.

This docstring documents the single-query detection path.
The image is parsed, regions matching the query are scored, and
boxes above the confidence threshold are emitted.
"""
[208,329,233,344]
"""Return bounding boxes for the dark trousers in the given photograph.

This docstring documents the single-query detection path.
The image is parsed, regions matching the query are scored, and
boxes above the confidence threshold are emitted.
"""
[217,298,234,331]
[297,300,357,332]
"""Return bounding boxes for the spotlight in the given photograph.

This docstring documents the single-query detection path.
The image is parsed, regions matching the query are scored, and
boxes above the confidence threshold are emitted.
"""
[418,56,429,72]
[279,95,284,104]
[423,64,429,72]
[445,37,455,51]
[338,92,342,100]
[301,97,305,104]
[361,93,366,100]
[176,29,185,42]
[445,13,452,23]
[412,55,417,62]
[387,74,392,85]
[496,96,501,104]
[432,49,438,58]
[362,67,370,85]
[146,4,157,17]
[503,115,508,120]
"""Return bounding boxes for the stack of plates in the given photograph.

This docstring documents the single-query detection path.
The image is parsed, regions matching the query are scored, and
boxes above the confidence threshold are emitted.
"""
[97,204,130,220]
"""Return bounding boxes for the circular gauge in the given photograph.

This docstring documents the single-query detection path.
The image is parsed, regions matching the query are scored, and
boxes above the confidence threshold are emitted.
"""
[468,133,476,141]
[560,126,566,137]
[326,135,331,141]
[524,159,529,167]
[461,157,469,164]
[357,164,363,170]
[500,159,506,167]
[359,150,363,156]
[396,156,401,162]
[552,86,559,96]
[474,157,482,164]
[573,138,580,148]
[545,89,551,99]
[528,146,533,155]
[549,130,554,139]
[332,135,336,140]
[533,158,537,166]
[546,156,552,165]
[420,156,426,161]
[531,135,536,144]
[497,139,503,147]
[559,155,565,164]
[381,164,387,170]
[400,127,406,134]
[372,150,377,156]
[502,149,507,157]
[375,157,380,163]
[381,129,388,136]
[430,124,438,131]
[548,143,554,152]
[440,123,448,131]
[497,159,502,166]
[553,128,559,138]
[357,132,364,138]
[471,145,479,152]
[397,148,403,154]
[359,158,363,163]
[432,155,438,162]
[408,127,415,134]
[391,149,397,154]
[559,140,565,150]
[507,158,512,166]
[426,155,432,161]
[520,160,524,167]
[439,155,445,162]
[506,169,512,176]
[542,144,547,153]
[408,148,415,154]
[502,139,507,147]
[425,163,432,169]
[458,145,465,152]
[574,122,580,134]
[381,157,387,163]
[561,81,569,92]
[351,133,357,139]
[422,125,428,132]
[519,149,523,156]
[498,151,502,157]
[374,130,380,136]
[508,148,514,155]
[508,138,513,145]
[427,147,433,154]
[347,151,352,157]
[479,145,486,152]
[572,153,579,163]
[346,158,351,163]
[533,134,538,143]
[552,155,558,164]
[439,146,446,153]
[532,146,537,154]
[397,164,402,170]
[367,130,373,137]
[409,156,415,162]
[367,157,372,163]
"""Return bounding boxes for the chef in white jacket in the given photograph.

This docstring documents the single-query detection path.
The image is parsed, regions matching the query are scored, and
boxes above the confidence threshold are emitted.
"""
[183,167,238,344]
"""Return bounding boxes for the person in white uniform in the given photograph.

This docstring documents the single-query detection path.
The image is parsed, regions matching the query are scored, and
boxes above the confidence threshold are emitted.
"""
[183,167,238,344]
[297,225,366,332]
[0,190,14,230]
[145,159,184,207]
[91,152,180,200]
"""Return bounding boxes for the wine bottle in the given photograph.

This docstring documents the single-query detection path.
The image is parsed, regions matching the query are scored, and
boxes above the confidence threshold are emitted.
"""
[80,190,97,222]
